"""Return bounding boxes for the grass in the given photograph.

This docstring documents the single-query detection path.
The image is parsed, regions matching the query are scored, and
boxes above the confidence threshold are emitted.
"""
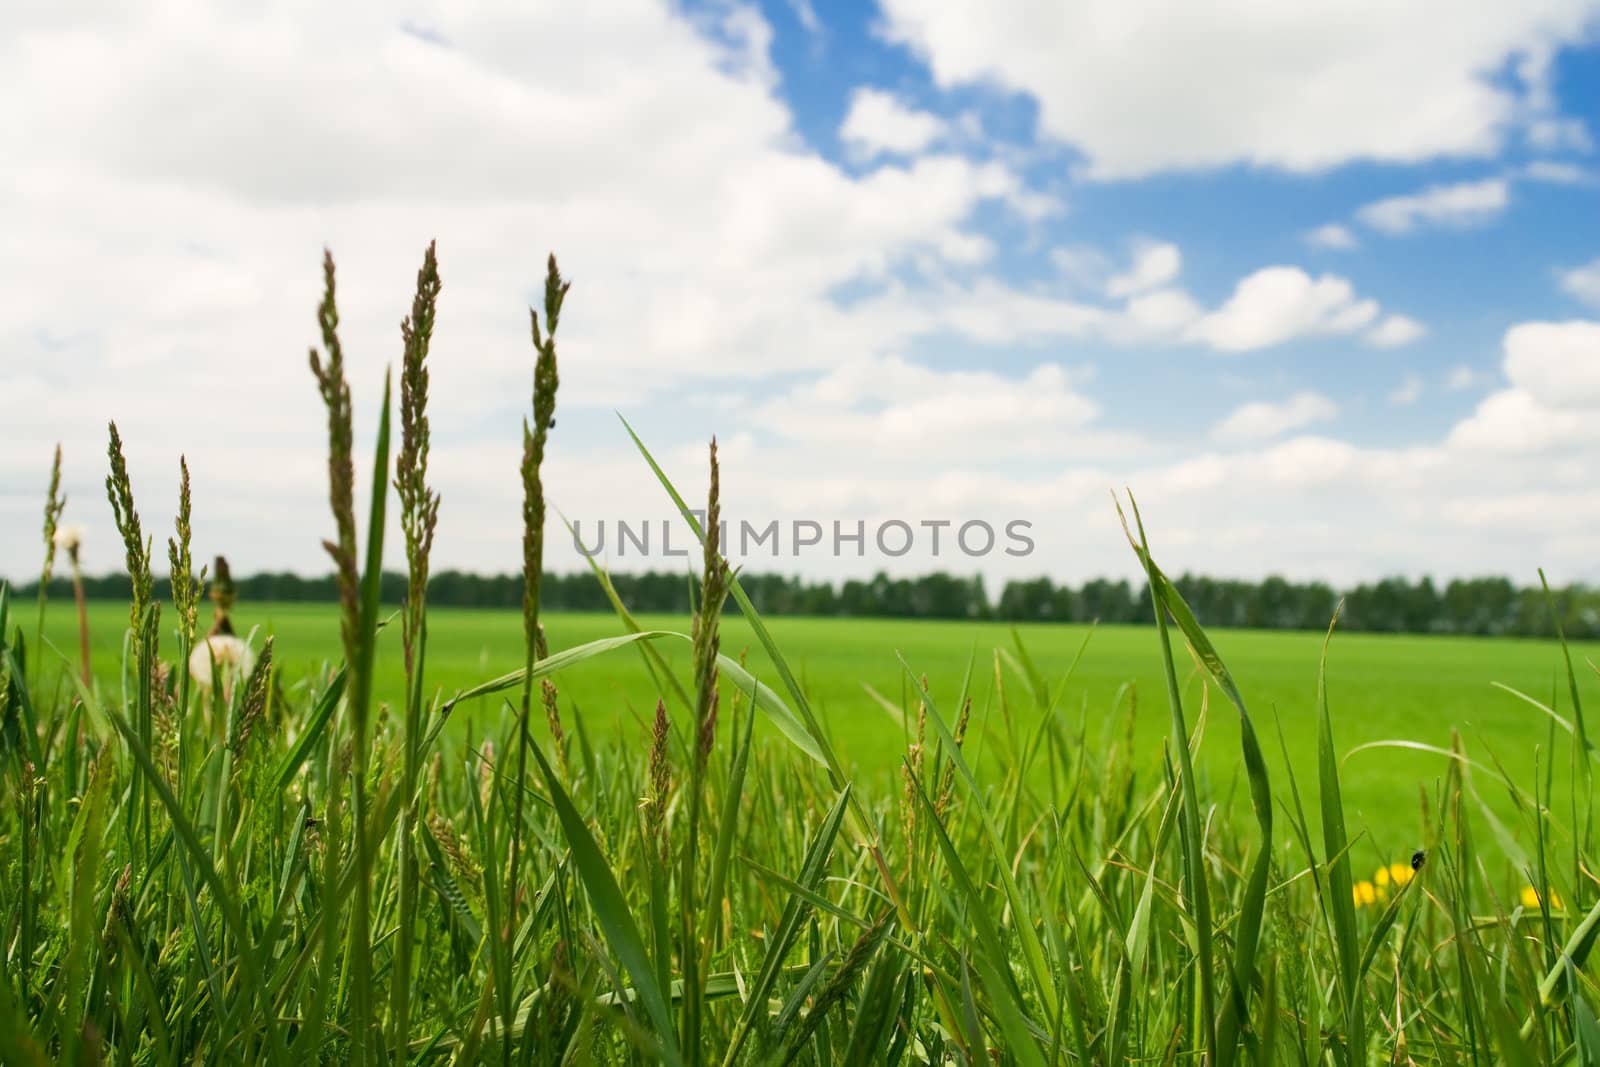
[35,601,1598,845]
[6,244,1600,1064]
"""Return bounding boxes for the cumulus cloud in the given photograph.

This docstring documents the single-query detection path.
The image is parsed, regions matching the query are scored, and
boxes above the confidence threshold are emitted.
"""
[800,245,1399,356]
[752,355,1133,460]
[785,0,823,37]
[1306,223,1359,250]
[1502,320,1600,409]
[0,0,1070,576]
[1212,392,1339,444]
[1527,116,1594,153]
[1356,178,1511,234]
[1448,389,1597,453]
[1559,258,1600,307]
[1449,320,1600,453]
[839,86,948,158]
[874,0,1599,177]
[1105,240,1181,298]
[1524,161,1594,185]
[1366,314,1427,348]
[1188,267,1379,352]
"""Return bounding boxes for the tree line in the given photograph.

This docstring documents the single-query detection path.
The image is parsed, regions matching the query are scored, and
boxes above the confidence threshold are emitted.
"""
[17,568,1600,638]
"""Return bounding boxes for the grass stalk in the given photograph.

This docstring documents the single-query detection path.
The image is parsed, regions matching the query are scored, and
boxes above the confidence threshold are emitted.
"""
[308,250,391,1062]
[392,240,442,1056]
[507,253,569,1059]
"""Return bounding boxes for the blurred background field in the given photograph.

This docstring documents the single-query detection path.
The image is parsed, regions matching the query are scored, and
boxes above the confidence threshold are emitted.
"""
[39,599,1598,871]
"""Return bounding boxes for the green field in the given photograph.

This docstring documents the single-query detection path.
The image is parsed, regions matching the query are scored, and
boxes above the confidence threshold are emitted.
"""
[41,598,1596,871]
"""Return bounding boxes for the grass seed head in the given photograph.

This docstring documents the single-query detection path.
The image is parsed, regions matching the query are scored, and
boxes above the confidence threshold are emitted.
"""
[427,813,479,883]
[231,636,274,762]
[105,420,153,642]
[692,438,728,768]
[308,249,359,664]
[542,677,569,778]
[780,909,896,1056]
[646,698,672,858]
[167,457,199,646]
[935,694,971,819]
[41,443,65,582]
[397,240,442,667]
[521,254,570,656]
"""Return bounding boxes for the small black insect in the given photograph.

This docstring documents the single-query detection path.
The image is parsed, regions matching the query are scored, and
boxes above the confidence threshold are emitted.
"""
[1411,849,1426,871]
[304,816,321,829]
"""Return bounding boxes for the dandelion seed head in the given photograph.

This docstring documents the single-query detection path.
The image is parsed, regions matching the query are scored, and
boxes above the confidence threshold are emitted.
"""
[189,634,253,697]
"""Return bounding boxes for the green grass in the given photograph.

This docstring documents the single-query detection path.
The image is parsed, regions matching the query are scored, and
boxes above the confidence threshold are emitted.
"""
[41,599,1597,851]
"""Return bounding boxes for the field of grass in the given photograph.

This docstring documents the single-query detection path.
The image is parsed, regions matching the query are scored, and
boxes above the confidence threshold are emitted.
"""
[41,599,1598,870]
[9,250,1600,1065]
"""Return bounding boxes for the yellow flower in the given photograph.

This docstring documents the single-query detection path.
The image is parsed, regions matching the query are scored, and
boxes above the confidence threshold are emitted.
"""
[1353,881,1378,907]
[1521,885,1562,910]
[1388,863,1414,887]
[1374,866,1389,888]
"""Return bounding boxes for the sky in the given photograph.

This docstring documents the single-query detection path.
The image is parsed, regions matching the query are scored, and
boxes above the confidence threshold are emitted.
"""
[2,0,1599,590]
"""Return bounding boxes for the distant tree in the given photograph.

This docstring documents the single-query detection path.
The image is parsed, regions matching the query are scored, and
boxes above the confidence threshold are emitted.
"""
[17,566,1597,635]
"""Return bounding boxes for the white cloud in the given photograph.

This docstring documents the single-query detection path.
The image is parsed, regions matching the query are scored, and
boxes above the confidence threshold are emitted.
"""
[1559,258,1600,307]
[1524,160,1594,185]
[874,0,1600,178]
[1212,391,1339,444]
[1446,365,1482,391]
[1449,387,1597,453]
[1188,267,1379,352]
[680,315,1600,584]
[1356,178,1511,235]
[1527,116,1594,152]
[868,256,1401,355]
[1502,320,1600,409]
[1111,287,1206,343]
[1306,223,1359,250]
[1366,314,1427,348]
[785,0,822,37]
[753,355,1131,460]
[839,87,948,158]
[0,0,1073,577]
[1389,373,1424,406]
[1105,240,1181,298]
[1448,321,1600,454]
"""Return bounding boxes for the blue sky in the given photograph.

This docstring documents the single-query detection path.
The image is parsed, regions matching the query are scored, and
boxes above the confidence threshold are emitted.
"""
[2,0,1598,587]
[762,0,1600,441]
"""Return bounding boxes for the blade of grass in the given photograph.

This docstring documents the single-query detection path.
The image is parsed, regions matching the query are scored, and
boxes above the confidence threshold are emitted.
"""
[1115,492,1215,1061]
[722,785,853,1066]
[1314,606,1365,1063]
[526,735,683,1066]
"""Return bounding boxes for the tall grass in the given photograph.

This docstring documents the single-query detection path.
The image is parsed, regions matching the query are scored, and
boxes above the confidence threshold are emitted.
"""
[2,247,1598,1064]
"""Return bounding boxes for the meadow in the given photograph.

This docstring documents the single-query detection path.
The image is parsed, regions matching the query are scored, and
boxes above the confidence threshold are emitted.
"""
[7,247,1600,1064]
[40,600,1600,860]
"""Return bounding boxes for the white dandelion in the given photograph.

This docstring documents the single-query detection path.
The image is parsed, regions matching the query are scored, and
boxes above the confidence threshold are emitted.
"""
[189,632,253,698]
[53,524,84,556]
